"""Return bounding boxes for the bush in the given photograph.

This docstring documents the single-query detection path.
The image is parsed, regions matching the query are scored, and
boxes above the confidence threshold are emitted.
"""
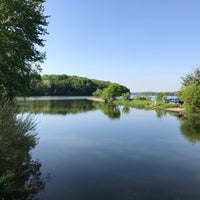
[92,88,103,97]
[122,92,130,100]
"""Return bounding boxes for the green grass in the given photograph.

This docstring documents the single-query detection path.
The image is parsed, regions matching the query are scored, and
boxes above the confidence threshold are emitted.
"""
[115,99,179,110]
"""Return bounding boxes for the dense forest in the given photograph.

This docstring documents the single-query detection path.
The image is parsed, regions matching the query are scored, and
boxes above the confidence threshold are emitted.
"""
[28,74,130,96]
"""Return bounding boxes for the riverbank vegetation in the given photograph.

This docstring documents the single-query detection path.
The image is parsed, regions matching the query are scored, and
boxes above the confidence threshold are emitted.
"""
[114,94,179,110]
[178,68,200,118]
[93,85,180,110]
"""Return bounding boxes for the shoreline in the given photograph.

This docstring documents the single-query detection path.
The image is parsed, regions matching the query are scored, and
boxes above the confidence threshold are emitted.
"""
[88,98,184,113]
[87,97,105,102]
[165,107,184,112]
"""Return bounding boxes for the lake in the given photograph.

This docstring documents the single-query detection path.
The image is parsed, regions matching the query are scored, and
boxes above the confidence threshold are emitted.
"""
[18,97,200,200]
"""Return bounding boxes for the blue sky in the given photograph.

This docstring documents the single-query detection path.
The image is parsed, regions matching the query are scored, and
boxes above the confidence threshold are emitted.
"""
[42,0,200,92]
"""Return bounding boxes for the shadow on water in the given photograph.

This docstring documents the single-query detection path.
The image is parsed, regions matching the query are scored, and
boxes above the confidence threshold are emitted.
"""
[0,99,46,200]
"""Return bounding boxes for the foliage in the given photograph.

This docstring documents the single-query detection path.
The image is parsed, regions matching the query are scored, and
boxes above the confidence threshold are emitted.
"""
[115,98,179,110]
[0,98,45,199]
[92,88,103,97]
[101,84,121,101]
[165,103,179,108]
[134,96,148,101]
[179,83,200,114]
[178,68,200,115]
[155,92,166,102]
[29,74,130,96]
[181,67,200,86]
[115,99,152,109]
[122,92,130,100]
[0,0,48,99]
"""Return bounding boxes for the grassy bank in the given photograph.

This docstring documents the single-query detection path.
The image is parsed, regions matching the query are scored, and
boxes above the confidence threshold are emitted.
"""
[114,99,180,111]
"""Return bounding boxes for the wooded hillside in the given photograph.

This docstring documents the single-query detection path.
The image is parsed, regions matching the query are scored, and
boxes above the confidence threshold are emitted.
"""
[28,74,130,96]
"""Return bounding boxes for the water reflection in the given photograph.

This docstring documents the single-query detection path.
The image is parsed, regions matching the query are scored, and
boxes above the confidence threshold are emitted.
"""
[18,99,95,115]
[16,98,200,199]
[18,99,121,119]
[155,110,167,119]
[122,106,131,114]
[179,115,200,143]
[18,99,200,143]
[94,102,121,119]
[0,100,45,199]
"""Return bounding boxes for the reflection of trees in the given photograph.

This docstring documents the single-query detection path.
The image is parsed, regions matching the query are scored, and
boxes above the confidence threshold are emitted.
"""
[18,99,122,119]
[122,106,131,114]
[155,109,167,119]
[93,102,121,119]
[18,99,96,115]
[179,115,200,143]
[0,99,45,199]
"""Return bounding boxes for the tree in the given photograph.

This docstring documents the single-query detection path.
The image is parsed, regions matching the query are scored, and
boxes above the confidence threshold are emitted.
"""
[179,67,200,115]
[155,92,164,102]
[179,83,200,114]
[0,0,48,99]
[101,84,121,101]
[92,88,103,97]
[122,92,130,100]
[181,67,200,86]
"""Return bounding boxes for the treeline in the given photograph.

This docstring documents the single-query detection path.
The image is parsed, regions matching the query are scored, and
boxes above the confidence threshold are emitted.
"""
[28,74,130,96]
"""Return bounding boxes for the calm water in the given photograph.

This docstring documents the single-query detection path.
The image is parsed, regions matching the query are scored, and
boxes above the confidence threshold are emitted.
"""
[18,98,200,200]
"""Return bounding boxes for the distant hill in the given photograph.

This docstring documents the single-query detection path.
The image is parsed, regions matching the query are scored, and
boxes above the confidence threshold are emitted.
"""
[28,74,130,96]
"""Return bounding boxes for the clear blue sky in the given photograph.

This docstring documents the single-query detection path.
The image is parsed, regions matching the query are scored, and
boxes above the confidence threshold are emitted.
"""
[42,0,200,92]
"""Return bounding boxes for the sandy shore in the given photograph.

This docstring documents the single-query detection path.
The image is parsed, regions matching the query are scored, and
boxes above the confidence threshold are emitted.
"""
[165,107,184,112]
[87,97,105,102]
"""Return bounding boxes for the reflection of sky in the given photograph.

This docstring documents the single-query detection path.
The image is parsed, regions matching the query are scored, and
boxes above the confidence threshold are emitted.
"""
[32,109,200,200]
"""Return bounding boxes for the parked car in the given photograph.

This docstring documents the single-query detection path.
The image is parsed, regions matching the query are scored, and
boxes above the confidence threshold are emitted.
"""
[167,98,179,103]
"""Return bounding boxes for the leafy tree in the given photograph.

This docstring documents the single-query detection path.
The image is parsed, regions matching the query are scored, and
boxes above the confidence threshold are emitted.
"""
[155,92,164,102]
[181,67,200,86]
[122,92,130,100]
[101,84,121,101]
[178,67,200,116]
[0,0,48,99]
[92,88,103,97]
[179,83,200,114]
